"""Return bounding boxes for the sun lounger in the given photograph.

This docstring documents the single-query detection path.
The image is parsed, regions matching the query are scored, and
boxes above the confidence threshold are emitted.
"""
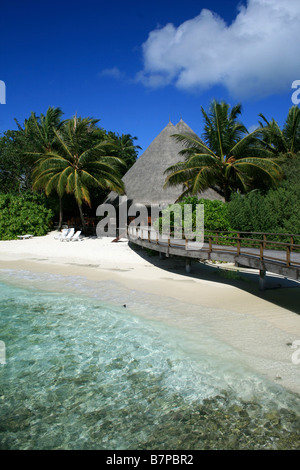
[17,234,33,239]
[54,228,69,240]
[60,228,75,241]
[68,230,83,242]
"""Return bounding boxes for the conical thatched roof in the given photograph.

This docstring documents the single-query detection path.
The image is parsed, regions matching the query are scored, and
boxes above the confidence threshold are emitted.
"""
[175,118,198,136]
[106,119,223,211]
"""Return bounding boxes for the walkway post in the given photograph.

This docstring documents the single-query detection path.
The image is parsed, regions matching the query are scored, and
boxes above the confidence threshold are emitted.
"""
[260,241,264,261]
[237,233,241,256]
[186,258,191,273]
[259,269,266,291]
[287,245,291,267]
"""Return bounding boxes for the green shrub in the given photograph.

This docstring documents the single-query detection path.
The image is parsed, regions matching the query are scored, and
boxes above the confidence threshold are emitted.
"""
[226,154,300,243]
[0,192,54,240]
[153,197,232,238]
[195,198,232,232]
[228,188,300,242]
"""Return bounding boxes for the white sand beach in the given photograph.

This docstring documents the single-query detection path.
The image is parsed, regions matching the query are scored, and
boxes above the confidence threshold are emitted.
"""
[0,231,300,393]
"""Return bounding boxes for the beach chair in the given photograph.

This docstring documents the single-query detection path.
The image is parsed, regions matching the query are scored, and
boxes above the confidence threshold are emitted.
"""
[17,234,33,240]
[60,228,75,241]
[54,228,69,240]
[68,230,83,242]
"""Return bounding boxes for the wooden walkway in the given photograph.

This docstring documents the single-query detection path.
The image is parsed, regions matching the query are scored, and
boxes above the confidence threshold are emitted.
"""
[127,226,300,290]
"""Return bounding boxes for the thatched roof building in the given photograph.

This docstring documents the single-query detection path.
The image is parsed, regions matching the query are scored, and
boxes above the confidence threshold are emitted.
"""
[106,119,222,222]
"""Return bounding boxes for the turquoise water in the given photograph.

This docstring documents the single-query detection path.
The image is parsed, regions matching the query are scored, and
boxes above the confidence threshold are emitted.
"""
[0,271,299,450]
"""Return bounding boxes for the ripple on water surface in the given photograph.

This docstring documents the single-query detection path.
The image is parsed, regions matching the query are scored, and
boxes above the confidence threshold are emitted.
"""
[0,271,299,450]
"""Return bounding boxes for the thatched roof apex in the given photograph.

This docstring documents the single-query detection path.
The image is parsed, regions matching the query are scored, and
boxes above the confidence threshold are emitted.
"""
[175,118,198,136]
[106,119,223,210]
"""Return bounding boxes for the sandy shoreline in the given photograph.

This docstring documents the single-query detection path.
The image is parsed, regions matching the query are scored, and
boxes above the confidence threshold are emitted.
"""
[0,231,300,393]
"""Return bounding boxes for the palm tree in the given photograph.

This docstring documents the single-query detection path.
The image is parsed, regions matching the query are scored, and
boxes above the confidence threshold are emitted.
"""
[108,133,141,173]
[26,107,64,152]
[18,107,65,226]
[16,106,64,154]
[258,106,300,156]
[32,116,125,232]
[164,100,282,202]
[13,107,64,193]
[29,107,65,227]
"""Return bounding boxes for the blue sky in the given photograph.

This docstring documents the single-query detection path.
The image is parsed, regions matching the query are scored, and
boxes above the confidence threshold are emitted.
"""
[0,0,299,156]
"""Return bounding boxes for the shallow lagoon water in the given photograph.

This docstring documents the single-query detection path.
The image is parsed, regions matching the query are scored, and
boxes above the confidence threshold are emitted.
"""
[0,269,299,450]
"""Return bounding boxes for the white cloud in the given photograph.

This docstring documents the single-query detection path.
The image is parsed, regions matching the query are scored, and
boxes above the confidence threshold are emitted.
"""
[98,67,124,79]
[137,0,300,99]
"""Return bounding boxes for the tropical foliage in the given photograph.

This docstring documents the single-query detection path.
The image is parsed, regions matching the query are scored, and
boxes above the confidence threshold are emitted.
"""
[258,106,300,156]
[164,100,283,201]
[0,129,28,193]
[228,153,300,238]
[159,154,300,242]
[1,101,300,239]
[0,107,140,237]
[22,107,66,227]
[20,106,64,153]
[0,192,53,240]
[106,132,141,170]
[31,116,125,231]
[154,196,232,236]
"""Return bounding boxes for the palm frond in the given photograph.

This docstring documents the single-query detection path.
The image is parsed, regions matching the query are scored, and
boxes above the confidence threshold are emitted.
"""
[171,133,217,158]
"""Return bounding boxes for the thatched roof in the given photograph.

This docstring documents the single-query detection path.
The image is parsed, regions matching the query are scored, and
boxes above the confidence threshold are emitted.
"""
[106,119,223,210]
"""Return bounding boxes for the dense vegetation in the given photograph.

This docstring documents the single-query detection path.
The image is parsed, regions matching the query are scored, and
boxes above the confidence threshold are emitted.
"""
[0,107,140,238]
[162,101,300,237]
[154,197,232,236]
[164,100,287,202]
[158,153,300,244]
[0,193,53,240]
[0,100,299,240]
[228,154,300,237]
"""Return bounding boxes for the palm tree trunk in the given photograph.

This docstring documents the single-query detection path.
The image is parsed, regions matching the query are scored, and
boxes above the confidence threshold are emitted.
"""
[58,195,63,230]
[224,191,231,202]
[77,202,86,232]
[224,182,231,202]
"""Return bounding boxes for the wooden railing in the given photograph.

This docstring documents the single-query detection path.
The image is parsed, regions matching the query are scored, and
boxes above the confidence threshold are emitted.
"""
[127,226,300,269]
[203,230,300,268]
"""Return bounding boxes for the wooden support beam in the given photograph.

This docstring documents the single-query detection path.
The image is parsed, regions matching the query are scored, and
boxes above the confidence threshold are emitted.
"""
[186,258,191,273]
[237,233,241,256]
[287,245,291,267]
[259,269,266,291]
